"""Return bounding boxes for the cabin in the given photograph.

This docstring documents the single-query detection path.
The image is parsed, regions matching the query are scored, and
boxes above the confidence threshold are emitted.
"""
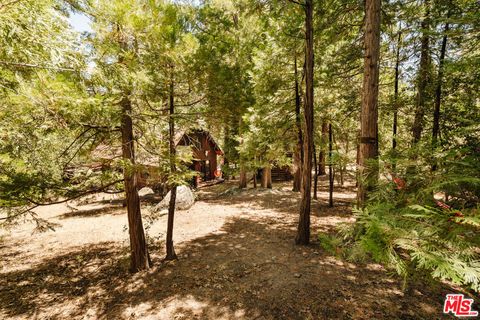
[175,129,224,186]
[64,129,222,194]
[256,163,293,183]
[78,143,167,192]
[270,164,293,181]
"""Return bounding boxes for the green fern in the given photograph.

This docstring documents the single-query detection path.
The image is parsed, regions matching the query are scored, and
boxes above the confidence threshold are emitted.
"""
[336,146,480,292]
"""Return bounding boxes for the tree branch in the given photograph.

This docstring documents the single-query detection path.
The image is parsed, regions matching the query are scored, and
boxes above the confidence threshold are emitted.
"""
[287,0,304,6]
[175,96,206,107]
[24,179,124,206]
[59,127,93,158]
[0,0,22,11]
[0,205,38,221]
[0,61,75,72]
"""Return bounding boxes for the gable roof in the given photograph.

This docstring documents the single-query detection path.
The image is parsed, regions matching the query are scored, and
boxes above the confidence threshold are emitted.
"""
[175,129,223,154]
[91,142,159,166]
[89,129,223,168]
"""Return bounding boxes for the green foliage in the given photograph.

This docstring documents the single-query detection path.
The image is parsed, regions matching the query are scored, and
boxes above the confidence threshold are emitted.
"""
[338,148,480,292]
[318,233,343,257]
[0,0,91,221]
[0,0,478,299]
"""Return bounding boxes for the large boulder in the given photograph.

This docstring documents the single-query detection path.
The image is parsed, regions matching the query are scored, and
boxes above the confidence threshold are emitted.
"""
[153,185,195,212]
[138,187,155,197]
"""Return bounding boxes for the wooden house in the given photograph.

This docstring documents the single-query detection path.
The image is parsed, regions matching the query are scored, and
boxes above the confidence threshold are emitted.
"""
[270,164,293,181]
[65,129,222,194]
[175,129,223,186]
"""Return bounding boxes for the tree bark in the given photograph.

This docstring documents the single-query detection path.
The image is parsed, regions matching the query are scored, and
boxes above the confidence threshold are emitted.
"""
[318,121,327,175]
[341,134,349,187]
[432,21,449,147]
[292,146,302,192]
[296,0,314,245]
[357,0,381,207]
[329,123,334,207]
[238,114,247,188]
[120,95,151,272]
[432,21,449,171]
[261,165,272,188]
[253,171,257,188]
[165,73,177,261]
[239,169,247,188]
[292,53,303,192]
[392,29,401,151]
[223,124,230,180]
[412,0,431,144]
[313,142,318,200]
[355,129,360,188]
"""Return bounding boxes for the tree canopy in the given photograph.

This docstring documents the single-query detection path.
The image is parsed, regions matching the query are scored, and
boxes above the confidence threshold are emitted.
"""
[0,0,479,296]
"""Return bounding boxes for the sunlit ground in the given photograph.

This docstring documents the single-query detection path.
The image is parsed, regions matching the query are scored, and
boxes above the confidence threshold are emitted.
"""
[0,177,467,319]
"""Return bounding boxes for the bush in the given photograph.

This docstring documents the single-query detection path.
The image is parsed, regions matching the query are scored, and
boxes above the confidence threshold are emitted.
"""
[338,146,480,292]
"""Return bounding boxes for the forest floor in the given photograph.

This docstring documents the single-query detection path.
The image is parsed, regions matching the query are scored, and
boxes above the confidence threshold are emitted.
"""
[0,177,472,319]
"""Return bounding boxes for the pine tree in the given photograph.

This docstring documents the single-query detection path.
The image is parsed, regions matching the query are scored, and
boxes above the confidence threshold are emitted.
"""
[357,0,381,206]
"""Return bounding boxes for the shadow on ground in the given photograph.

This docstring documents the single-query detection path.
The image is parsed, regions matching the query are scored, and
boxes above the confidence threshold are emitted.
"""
[199,177,354,212]
[0,212,462,319]
[56,205,124,219]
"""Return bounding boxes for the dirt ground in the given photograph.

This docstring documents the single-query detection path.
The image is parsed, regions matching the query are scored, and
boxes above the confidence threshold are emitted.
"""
[0,177,474,319]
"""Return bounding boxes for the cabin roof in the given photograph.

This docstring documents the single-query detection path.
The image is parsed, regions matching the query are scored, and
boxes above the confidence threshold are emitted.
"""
[89,129,222,167]
[174,129,223,154]
[91,142,160,166]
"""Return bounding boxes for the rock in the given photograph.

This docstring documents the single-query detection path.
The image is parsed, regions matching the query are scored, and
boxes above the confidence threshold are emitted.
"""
[152,185,195,212]
[138,187,154,196]
[294,273,301,278]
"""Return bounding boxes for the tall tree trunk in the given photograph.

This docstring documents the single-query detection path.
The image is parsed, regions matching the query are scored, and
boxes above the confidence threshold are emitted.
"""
[120,96,151,272]
[355,129,360,187]
[296,0,314,245]
[318,121,327,175]
[432,21,449,171]
[337,133,348,187]
[165,74,177,261]
[412,0,431,144]
[292,53,304,192]
[432,21,449,147]
[392,29,402,151]
[238,115,247,188]
[261,165,272,188]
[292,146,302,192]
[239,169,247,188]
[223,124,230,180]
[117,24,150,273]
[357,0,381,206]
[253,171,257,188]
[313,142,318,200]
[329,123,334,207]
